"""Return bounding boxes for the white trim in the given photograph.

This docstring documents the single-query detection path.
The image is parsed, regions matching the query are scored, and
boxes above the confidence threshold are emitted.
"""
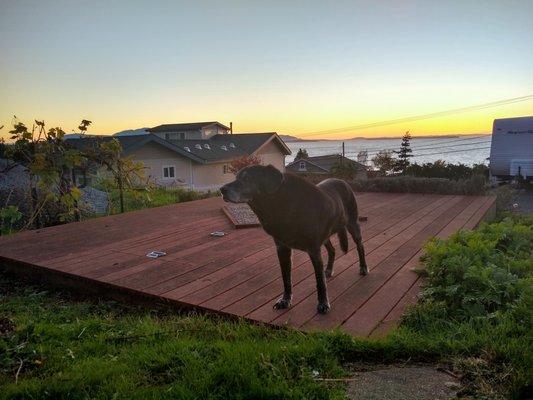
[162,165,176,180]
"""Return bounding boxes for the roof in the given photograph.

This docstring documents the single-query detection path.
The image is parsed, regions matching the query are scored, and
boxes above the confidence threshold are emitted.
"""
[287,154,366,172]
[65,132,291,164]
[287,158,329,173]
[147,121,229,133]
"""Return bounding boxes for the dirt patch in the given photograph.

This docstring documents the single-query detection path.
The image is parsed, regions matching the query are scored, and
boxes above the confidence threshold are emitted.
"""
[346,366,460,400]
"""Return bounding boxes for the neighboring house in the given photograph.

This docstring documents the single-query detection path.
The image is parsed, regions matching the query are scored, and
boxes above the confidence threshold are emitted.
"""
[489,116,533,181]
[286,154,368,179]
[147,121,231,140]
[66,122,291,191]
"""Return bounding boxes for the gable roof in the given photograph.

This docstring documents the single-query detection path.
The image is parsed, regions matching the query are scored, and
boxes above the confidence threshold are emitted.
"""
[148,121,229,133]
[287,154,366,172]
[287,158,329,173]
[65,132,291,164]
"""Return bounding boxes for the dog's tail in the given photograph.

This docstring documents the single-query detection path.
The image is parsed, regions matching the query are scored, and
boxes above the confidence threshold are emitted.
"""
[337,228,349,254]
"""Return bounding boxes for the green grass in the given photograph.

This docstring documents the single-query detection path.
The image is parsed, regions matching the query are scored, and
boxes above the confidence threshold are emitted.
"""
[1,215,531,399]
[106,187,217,214]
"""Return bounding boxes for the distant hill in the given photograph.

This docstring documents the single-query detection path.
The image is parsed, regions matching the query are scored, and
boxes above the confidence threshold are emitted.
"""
[348,133,490,140]
[114,128,150,136]
[279,134,303,142]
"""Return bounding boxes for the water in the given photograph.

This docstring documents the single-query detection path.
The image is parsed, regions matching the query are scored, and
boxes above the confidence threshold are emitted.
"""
[285,135,491,166]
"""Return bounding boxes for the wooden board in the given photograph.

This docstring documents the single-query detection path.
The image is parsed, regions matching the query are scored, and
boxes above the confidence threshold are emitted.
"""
[222,204,261,228]
[0,193,496,337]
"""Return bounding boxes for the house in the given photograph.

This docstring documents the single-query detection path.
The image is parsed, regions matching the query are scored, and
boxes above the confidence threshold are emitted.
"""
[147,121,231,140]
[66,122,291,191]
[489,116,533,181]
[286,154,367,179]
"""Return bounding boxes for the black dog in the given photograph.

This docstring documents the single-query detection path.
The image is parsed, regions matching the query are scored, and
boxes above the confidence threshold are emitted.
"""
[220,164,368,314]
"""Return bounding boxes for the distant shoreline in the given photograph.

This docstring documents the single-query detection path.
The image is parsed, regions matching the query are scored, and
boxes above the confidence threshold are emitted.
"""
[283,133,491,142]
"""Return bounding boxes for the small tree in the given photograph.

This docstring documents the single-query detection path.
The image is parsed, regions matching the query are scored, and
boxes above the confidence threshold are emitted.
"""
[229,154,261,175]
[357,150,368,165]
[330,160,360,181]
[295,148,309,160]
[85,138,146,213]
[372,150,396,176]
[394,131,413,174]
[4,119,85,227]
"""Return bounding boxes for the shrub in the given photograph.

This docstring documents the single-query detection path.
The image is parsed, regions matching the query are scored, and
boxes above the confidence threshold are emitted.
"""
[351,175,487,195]
[405,160,489,180]
[419,216,532,319]
[398,215,533,397]
[0,205,22,235]
[229,155,261,174]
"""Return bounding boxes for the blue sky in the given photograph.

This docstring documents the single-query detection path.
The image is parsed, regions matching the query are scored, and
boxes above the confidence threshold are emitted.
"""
[1,0,532,138]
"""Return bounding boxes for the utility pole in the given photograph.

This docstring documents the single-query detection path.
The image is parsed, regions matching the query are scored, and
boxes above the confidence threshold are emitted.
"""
[341,142,345,166]
[229,122,233,134]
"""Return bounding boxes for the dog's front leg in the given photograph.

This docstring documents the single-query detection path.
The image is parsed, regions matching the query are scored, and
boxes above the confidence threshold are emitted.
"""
[273,242,292,309]
[308,247,330,314]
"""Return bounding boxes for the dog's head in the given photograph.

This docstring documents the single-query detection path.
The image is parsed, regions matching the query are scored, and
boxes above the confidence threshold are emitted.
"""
[220,164,283,203]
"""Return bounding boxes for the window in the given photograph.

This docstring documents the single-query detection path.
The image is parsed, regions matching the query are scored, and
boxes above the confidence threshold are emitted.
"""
[164,132,186,140]
[299,161,306,171]
[163,166,175,179]
[223,164,230,174]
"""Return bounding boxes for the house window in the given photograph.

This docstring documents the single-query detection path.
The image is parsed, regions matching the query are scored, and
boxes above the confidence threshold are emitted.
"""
[163,166,175,179]
[299,161,306,171]
[223,164,230,174]
[164,132,186,140]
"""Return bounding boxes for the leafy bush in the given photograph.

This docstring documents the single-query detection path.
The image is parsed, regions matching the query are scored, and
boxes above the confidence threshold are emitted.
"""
[0,205,22,235]
[420,216,532,319]
[405,160,489,180]
[398,215,533,397]
[351,175,487,195]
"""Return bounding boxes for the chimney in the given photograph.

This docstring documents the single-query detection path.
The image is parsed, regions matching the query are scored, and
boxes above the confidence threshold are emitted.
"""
[229,122,233,134]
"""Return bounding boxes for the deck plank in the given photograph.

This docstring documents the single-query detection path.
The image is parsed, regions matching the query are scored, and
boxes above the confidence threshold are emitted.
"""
[0,193,495,337]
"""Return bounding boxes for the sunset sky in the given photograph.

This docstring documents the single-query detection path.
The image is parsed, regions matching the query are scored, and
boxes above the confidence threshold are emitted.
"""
[1,1,532,139]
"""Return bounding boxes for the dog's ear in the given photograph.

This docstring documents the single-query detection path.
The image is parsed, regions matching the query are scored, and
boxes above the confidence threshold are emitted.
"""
[262,165,283,194]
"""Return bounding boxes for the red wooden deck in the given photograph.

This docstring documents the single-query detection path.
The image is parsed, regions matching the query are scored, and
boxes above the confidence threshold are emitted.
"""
[0,193,495,336]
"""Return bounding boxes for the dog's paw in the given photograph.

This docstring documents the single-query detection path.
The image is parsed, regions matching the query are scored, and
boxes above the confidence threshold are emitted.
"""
[325,269,334,278]
[359,266,368,276]
[317,302,330,314]
[273,297,291,310]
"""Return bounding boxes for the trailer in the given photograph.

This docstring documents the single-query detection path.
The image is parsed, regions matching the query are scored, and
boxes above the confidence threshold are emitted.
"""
[489,116,533,182]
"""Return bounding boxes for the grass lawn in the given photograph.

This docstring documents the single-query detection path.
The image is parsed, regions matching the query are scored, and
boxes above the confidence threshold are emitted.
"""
[0,215,531,399]
[106,187,217,214]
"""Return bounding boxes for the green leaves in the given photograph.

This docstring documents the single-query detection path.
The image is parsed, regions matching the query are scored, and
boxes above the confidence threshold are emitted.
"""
[420,216,532,320]
[2,118,91,228]
[0,205,22,235]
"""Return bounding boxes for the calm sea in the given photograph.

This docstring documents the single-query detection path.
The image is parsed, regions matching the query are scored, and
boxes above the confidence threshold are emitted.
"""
[285,135,491,167]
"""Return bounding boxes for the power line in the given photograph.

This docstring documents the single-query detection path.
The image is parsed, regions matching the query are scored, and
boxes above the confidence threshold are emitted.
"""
[297,94,533,138]
[356,138,492,154]
[309,139,490,157]
[410,146,492,157]
[409,139,491,152]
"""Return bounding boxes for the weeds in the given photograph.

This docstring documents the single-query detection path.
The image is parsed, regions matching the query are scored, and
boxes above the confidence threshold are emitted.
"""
[351,175,487,195]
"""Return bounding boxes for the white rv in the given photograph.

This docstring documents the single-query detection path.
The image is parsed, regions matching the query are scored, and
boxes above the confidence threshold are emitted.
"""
[489,116,533,182]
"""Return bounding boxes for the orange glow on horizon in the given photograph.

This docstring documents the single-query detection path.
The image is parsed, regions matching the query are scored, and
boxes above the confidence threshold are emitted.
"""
[1,99,532,143]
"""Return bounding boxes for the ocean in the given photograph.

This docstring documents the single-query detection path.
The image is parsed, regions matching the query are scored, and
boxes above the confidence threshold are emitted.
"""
[285,135,491,167]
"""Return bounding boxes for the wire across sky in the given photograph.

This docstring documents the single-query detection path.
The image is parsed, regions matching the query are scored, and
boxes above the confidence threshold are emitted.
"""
[297,95,533,138]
